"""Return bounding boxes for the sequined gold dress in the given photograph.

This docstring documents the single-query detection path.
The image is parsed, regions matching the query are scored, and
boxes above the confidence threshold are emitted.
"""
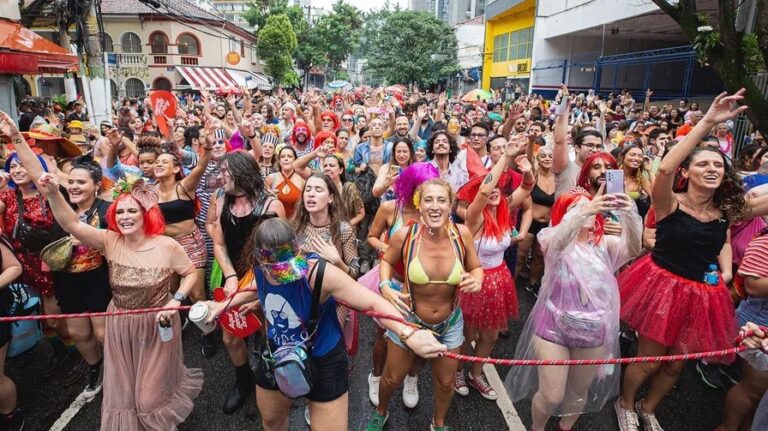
[99,231,203,431]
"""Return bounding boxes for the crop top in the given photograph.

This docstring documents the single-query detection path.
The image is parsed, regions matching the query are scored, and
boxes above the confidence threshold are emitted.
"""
[407,226,463,285]
[651,206,728,281]
[158,184,195,224]
[531,183,555,208]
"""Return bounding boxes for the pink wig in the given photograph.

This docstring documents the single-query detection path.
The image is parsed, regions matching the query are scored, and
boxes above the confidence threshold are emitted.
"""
[394,162,440,207]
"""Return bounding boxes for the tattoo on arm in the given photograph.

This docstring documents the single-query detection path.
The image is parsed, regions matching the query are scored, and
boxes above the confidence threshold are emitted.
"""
[483,173,493,184]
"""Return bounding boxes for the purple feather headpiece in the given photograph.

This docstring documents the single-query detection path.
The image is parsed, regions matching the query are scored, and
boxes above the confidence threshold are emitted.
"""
[394,162,440,207]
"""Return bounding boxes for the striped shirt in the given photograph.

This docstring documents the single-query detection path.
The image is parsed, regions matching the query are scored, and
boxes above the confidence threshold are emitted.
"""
[739,234,768,278]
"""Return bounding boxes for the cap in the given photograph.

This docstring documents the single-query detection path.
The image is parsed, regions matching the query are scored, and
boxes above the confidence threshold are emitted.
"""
[68,120,83,130]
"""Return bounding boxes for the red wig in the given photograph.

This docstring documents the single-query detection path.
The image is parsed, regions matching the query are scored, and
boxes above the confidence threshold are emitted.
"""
[575,151,618,192]
[320,110,340,131]
[313,131,339,151]
[456,173,513,241]
[550,189,605,245]
[291,120,313,146]
[106,193,166,237]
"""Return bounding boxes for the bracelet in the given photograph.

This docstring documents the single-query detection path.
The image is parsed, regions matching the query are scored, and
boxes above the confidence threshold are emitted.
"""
[399,326,417,344]
[523,180,536,187]
[224,274,237,281]
[379,280,393,290]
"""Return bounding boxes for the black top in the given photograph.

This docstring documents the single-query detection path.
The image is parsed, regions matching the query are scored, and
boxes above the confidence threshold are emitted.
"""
[220,194,274,277]
[651,206,728,282]
[158,184,195,224]
[530,183,555,208]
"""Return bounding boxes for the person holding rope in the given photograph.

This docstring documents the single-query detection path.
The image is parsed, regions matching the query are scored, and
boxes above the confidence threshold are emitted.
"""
[206,150,285,414]
[200,217,446,431]
[506,156,642,430]
[369,178,483,431]
[32,170,203,430]
[616,89,768,431]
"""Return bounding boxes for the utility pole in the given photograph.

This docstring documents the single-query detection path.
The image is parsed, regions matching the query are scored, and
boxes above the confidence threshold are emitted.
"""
[55,0,78,102]
[81,0,111,124]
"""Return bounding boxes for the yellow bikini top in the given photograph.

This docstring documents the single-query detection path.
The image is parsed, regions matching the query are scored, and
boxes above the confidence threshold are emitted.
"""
[407,226,464,285]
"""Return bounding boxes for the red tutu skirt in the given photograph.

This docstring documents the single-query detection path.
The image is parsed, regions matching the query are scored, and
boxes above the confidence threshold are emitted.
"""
[460,263,519,331]
[618,254,736,363]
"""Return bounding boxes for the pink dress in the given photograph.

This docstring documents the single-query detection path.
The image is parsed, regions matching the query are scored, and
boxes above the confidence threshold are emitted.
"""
[99,232,203,430]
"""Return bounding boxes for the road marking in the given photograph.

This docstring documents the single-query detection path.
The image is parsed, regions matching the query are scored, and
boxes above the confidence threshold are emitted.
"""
[469,341,526,430]
[484,362,526,430]
[49,390,94,431]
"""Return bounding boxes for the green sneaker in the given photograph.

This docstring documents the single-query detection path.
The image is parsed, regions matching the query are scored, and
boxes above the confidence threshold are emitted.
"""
[366,410,389,431]
[430,423,452,431]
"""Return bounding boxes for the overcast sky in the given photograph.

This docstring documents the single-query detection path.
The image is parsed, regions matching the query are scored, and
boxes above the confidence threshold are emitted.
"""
[311,0,409,12]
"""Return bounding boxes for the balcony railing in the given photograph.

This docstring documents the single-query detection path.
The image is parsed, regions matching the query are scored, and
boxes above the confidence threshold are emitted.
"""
[117,53,147,65]
[180,57,199,65]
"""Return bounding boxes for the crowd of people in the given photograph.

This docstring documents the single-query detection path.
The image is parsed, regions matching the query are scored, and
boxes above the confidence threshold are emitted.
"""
[0,82,767,431]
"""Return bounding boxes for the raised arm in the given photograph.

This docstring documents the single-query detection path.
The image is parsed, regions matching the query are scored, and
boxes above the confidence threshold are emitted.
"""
[180,123,214,195]
[0,111,45,180]
[552,85,572,174]
[654,89,747,220]
[292,146,326,180]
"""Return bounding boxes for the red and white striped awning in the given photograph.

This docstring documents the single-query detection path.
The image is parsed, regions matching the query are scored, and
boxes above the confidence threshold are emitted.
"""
[176,66,238,90]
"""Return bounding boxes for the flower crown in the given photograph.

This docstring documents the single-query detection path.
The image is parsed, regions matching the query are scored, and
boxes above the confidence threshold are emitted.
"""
[111,175,158,210]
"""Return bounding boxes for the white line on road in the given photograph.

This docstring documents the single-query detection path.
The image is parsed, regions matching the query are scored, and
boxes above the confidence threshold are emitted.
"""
[484,362,526,431]
[49,390,94,431]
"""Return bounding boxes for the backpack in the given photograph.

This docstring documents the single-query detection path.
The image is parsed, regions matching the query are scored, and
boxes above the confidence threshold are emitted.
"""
[5,283,42,358]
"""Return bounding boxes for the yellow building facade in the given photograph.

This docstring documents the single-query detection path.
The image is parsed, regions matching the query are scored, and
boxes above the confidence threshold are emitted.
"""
[481,0,536,91]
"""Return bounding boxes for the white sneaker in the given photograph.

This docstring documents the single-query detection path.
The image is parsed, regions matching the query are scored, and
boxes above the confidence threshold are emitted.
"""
[368,372,380,406]
[403,375,419,408]
[304,405,310,426]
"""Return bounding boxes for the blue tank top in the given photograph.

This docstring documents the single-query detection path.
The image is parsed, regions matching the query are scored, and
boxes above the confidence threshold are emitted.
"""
[254,262,342,357]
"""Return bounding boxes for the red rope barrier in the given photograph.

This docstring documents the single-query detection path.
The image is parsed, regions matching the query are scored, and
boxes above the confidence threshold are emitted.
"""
[1,302,762,366]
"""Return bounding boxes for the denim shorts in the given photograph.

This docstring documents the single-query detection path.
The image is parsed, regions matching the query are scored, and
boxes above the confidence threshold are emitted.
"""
[386,307,464,350]
[736,298,768,327]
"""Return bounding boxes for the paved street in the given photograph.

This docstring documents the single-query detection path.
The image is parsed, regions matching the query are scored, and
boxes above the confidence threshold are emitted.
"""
[10,282,728,430]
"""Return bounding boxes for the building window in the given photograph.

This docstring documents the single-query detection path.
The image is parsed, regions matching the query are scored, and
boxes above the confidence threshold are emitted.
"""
[103,34,114,52]
[153,77,172,91]
[110,79,118,99]
[177,33,200,56]
[149,32,169,54]
[125,78,145,98]
[120,32,142,53]
[229,38,239,53]
[508,27,533,61]
[492,33,508,62]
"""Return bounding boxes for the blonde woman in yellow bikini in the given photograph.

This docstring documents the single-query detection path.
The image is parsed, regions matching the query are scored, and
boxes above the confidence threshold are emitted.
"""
[366,179,483,431]
[618,143,653,219]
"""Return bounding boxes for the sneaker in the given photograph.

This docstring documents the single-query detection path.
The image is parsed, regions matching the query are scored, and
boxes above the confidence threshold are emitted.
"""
[430,423,452,431]
[403,375,419,408]
[454,370,469,396]
[368,372,380,406]
[719,363,742,385]
[635,400,664,431]
[614,399,640,431]
[82,363,103,401]
[466,372,497,400]
[696,361,726,390]
[365,410,389,431]
[304,405,310,426]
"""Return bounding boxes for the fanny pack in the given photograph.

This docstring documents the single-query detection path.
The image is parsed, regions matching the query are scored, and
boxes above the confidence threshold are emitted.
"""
[12,191,56,253]
[546,297,606,346]
[263,259,326,399]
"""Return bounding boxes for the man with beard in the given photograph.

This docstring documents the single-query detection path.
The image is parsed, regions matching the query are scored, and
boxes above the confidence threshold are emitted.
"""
[452,121,494,191]
[386,115,410,145]
[206,151,285,414]
[291,120,314,157]
[553,87,605,197]
[409,99,434,141]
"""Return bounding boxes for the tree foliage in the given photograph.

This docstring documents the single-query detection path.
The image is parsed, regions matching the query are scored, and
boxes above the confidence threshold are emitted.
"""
[311,1,364,72]
[652,0,768,135]
[242,0,289,34]
[256,14,297,85]
[359,10,459,86]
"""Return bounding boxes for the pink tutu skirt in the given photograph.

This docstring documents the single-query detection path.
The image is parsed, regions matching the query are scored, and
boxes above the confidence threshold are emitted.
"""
[460,263,519,331]
[619,254,736,363]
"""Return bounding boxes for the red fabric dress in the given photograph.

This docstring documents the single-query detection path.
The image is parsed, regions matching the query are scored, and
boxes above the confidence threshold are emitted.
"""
[0,189,55,296]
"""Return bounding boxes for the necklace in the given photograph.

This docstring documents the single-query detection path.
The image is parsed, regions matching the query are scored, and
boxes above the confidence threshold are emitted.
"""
[680,193,719,221]
[309,221,331,228]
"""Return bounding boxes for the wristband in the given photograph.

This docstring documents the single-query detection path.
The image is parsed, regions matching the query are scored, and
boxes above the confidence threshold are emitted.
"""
[379,279,393,290]
[399,326,416,344]
[523,179,536,188]
[224,274,237,281]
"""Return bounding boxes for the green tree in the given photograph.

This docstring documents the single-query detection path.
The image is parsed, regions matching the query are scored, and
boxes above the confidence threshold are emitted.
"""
[361,10,459,86]
[311,1,364,73]
[257,14,297,85]
[242,0,289,34]
[652,0,768,135]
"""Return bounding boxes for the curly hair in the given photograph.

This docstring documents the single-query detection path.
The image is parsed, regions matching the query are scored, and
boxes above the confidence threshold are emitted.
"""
[426,130,459,164]
[679,147,746,220]
[617,143,648,191]
[291,173,347,251]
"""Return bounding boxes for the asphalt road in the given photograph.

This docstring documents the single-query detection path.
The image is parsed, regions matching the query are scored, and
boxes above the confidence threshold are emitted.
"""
[8,282,729,430]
